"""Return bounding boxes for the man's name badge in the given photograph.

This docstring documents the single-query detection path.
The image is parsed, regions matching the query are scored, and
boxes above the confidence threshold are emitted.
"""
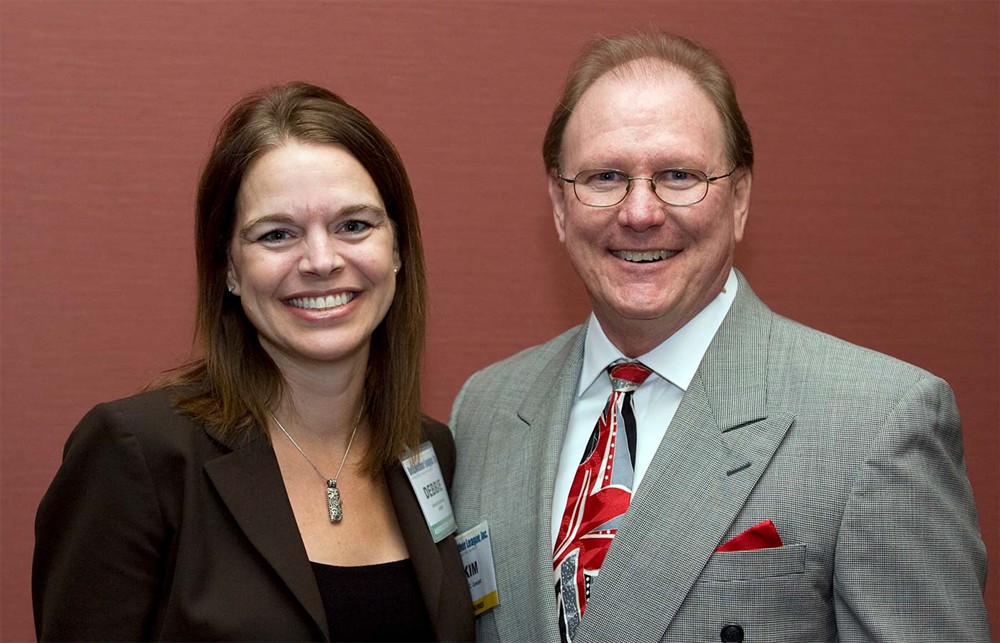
[400,442,456,543]
[457,521,499,616]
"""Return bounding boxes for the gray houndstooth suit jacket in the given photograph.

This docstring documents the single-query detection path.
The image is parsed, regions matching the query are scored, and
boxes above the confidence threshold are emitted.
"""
[450,271,989,643]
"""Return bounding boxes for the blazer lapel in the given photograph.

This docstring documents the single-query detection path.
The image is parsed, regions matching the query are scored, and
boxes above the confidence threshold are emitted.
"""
[577,273,794,642]
[385,460,445,633]
[203,433,328,638]
[483,326,586,643]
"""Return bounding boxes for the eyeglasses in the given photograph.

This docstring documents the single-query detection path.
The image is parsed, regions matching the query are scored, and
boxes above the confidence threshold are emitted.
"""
[557,167,737,208]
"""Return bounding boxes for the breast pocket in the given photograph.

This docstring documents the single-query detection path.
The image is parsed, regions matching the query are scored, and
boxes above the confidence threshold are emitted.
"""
[701,543,806,582]
[667,543,832,642]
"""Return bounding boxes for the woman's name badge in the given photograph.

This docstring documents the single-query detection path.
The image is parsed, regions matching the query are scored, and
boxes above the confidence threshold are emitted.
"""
[456,521,499,616]
[400,442,456,543]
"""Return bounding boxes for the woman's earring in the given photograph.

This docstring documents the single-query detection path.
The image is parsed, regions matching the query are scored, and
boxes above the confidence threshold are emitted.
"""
[227,283,235,293]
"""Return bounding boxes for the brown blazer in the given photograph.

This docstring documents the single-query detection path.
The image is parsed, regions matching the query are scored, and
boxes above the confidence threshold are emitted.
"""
[33,387,474,642]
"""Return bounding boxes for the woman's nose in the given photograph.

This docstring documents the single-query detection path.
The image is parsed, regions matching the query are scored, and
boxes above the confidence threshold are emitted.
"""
[298,236,345,276]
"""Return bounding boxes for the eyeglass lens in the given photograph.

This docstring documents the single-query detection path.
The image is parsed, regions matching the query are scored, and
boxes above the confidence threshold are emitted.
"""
[573,169,710,207]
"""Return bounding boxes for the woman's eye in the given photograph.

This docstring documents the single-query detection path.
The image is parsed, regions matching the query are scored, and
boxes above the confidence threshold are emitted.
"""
[256,229,293,243]
[340,220,372,234]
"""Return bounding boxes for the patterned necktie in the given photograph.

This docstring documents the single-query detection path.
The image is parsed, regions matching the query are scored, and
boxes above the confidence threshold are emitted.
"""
[554,361,652,642]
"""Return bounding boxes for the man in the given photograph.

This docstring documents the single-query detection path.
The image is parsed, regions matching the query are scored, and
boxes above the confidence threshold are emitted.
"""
[450,32,990,643]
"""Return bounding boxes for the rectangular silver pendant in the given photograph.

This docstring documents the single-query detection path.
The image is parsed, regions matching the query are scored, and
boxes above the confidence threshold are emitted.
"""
[326,479,343,522]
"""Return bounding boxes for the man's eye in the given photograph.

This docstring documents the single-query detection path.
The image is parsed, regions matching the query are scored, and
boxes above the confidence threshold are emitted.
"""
[657,170,701,189]
[583,170,627,188]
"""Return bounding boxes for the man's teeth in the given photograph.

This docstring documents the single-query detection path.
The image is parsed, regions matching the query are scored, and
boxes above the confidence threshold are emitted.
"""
[288,292,355,309]
[614,250,675,262]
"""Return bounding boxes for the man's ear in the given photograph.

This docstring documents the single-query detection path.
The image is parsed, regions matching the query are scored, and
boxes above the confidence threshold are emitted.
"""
[548,172,569,243]
[731,170,752,243]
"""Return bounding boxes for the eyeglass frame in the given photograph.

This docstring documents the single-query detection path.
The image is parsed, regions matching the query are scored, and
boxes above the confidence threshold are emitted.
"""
[557,166,738,208]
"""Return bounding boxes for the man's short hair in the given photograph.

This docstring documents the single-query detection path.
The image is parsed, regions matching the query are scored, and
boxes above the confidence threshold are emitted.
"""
[542,31,754,174]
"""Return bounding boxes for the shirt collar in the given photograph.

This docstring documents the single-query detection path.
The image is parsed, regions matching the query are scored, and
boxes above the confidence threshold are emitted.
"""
[578,268,739,396]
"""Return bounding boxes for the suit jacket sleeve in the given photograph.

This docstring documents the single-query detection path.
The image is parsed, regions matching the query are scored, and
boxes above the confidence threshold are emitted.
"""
[833,375,990,641]
[33,402,167,641]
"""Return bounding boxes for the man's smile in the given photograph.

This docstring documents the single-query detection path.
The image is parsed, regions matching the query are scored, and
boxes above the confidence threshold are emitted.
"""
[611,249,678,263]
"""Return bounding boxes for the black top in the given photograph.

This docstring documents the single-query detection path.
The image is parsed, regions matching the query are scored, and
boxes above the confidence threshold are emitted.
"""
[312,559,435,642]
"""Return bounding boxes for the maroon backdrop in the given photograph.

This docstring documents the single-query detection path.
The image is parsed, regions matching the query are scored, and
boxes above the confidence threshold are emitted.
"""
[2,1,997,639]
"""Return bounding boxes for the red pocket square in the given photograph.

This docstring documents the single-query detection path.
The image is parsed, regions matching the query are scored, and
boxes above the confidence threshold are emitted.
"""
[715,519,784,552]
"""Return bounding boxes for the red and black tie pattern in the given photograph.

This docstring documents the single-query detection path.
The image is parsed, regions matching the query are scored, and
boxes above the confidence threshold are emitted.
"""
[554,361,652,642]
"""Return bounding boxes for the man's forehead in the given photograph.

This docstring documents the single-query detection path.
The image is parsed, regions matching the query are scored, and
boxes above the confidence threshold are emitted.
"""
[563,60,726,165]
[582,59,707,111]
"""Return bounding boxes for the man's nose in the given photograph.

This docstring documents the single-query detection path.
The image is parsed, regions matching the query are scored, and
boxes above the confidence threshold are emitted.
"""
[617,178,666,231]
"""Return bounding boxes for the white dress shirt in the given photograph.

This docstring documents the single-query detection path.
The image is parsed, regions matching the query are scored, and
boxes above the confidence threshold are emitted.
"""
[550,269,739,548]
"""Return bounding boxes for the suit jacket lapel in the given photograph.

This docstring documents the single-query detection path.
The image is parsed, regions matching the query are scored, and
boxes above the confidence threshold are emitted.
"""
[577,273,794,642]
[203,433,329,639]
[483,325,586,643]
[385,459,446,633]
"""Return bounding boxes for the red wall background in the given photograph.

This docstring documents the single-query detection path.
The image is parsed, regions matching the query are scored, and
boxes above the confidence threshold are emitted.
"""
[2,1,997,639]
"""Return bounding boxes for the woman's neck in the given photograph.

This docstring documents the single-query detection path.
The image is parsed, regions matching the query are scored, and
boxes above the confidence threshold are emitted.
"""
[269,350,368,442]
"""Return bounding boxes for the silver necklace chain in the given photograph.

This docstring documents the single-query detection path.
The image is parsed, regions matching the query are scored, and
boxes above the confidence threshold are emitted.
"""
[268,409,362,522]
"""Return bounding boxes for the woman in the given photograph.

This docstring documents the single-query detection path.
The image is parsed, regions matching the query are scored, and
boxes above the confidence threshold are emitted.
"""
[32,82,474,642]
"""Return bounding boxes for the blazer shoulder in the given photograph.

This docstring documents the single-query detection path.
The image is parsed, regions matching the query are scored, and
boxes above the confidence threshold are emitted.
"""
[734,274,942,392]
[67,387,228,475]
[450,324,584,434]
[774,314,935,376]
[74,387,188,440]
[766,313,950,409]
[86,386,182,418]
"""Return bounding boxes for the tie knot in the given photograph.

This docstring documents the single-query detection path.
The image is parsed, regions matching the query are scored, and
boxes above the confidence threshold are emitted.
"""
[608,361,652,392]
